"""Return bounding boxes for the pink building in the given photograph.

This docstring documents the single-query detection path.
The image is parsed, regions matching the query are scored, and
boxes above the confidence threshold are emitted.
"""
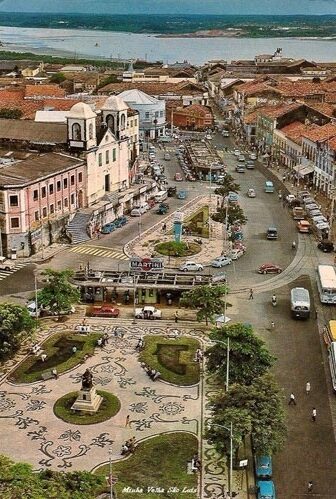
[0,152,85,257]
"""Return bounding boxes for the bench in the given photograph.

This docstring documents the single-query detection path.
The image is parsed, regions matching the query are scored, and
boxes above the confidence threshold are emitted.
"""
[41,371,55,381]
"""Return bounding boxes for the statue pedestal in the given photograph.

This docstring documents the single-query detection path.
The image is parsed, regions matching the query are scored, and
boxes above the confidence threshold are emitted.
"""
[71,387,103,413]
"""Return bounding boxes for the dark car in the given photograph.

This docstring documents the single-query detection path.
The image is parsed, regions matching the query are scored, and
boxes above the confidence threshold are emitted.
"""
[168,186,177,197]
[258,263,282,274]
[90,305,120,318]
[318,240,334,253]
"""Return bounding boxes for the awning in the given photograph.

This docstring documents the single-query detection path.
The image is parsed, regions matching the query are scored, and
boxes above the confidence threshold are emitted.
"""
[293,165,314,177]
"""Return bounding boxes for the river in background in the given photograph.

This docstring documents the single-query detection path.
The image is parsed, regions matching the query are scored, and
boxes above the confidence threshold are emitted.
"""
[1,25,336,64]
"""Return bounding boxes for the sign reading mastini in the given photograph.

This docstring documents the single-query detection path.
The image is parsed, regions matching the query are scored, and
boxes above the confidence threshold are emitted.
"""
[130,257,164,272]
[174,211,184,223]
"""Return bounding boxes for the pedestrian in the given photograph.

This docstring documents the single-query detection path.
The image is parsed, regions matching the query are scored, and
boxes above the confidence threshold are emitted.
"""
[41,353,47,362]
[125,414,130,427]
[271,321,275,329]
[312,408,317,422]
[72,346,77,354]
[174,310,179,323]
[288,393,296,405]
[308,481,313,493]
[306,381,311,395]
[248,288,254,300]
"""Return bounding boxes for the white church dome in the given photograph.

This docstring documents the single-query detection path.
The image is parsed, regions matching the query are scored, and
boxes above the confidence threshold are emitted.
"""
[69,102,97,119]
[102,95,129,112]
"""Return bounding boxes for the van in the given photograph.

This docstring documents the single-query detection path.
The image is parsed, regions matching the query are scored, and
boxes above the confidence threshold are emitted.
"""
[291,287,310,319]
[154,190,168,203]
[266,227,278,240]
[292,207,305,220]
[264,181,274,193]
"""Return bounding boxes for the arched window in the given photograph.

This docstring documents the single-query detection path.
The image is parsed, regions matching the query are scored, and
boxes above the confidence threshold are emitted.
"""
[88,123,94,140]
[72,123,81,141]
[120,113,126,130]
[106,114,115,132]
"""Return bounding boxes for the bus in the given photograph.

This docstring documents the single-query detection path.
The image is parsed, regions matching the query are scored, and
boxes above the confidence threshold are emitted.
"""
[264,181,274,193]
[328,342,336,392]
[290,287,310,319]
[316,265,336,304]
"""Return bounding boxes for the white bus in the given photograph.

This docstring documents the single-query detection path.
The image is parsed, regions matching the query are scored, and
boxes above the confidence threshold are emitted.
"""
[317,264,336,305]
[328,342,336,392]
[290,287,310,319]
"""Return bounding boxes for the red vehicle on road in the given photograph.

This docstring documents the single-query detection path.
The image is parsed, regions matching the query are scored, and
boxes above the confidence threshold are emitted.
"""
[174,172,183,181]
[258,263,282,275]
[90,305,120,318]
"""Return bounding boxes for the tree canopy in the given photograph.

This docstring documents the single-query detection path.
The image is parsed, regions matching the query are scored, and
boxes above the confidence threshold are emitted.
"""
[0,303,35,361]
[209,374,287,456]
[212,204,248,226]
[206,323,275,385]
[0,108,23,119]
[0,454,105,498]
[180,284,228,325]
[214,173,240,199]
[49,72,66,84]
[37,269,80,317]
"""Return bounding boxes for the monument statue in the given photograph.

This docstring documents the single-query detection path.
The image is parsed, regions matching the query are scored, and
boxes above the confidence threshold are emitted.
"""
[81,368,93,390]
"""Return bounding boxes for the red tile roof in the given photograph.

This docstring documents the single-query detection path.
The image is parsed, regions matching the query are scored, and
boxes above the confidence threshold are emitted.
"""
[278,121,308,144]
[301,122,336,142]
[25,84,66,98]
[259,102,302,119]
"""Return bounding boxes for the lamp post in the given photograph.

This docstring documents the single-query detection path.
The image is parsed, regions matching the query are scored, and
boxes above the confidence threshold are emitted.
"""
[209,422,233,498]
[108,447,114,499]
[34,270,39,328]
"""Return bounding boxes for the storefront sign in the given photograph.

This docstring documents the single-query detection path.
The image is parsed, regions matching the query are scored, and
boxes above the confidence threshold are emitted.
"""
[30,228,42,244]
[130,257,164,272]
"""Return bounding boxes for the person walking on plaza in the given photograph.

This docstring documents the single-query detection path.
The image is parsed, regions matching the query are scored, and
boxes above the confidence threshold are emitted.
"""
[288,393,296,405]
[271,321,275,329]
[306,381,311,395]
[125,414,130,428]
[312,408,317,422]
[174,310,179,323]
[248,288,254,300]
[308,481,313,493]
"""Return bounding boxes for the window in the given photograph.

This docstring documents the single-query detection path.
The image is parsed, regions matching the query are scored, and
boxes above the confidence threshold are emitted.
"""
[105,150,109,164]
[155,111,159,118]
[88,123,94,140]
[10,217,19,229]
[112,148,116,162]
[78,172,83,183]
[57,200,62,211]
[134,119,137,126]
[41,186,46,198]
[9,195,18,207]
[160,111,164,117]
[33,190,38,201]
[64,198,68,208]
[34,211,39,221]
[50,204,54,214]
[56,180,61,192]
[130,120,133,127]
[71,193,75,205]
[121,114,126,129]
[145,112,150,119]
[70,175,75,186]
[42,207,47,218]
[72,122,81,141]
[49,184,54,195]
[106,114,115,132]
[63,178,68,189]
[98,153,102,167]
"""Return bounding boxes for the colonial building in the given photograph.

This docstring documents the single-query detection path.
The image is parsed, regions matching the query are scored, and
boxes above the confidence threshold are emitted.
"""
[170,104,213,130]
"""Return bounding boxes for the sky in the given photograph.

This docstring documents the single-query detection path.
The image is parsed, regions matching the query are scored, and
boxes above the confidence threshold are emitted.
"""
[1,0,336,15]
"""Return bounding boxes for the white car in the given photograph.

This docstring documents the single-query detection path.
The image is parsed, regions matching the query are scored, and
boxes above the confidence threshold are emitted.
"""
[179,261,204,272]
[233,149,240,156]
[238,155,245,162]
[249,153,257,160]
[134,306,162,319]
[230,248,244,260]
[247,188,256,198]
[0,256,15,271]
[286,194,296,203]
[211,256,232,268]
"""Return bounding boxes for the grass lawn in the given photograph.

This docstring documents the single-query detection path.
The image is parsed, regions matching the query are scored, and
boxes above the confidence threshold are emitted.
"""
[54,390,120,425]
[95,433,198,499]
[9,332,101,383]
[139,336,200,385]
[155,241,201,257]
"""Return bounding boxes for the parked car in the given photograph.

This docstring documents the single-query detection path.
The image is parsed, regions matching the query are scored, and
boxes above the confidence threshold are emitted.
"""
[179,261,204,272]
[249,152,257,160]
[156,202,169,215]
[286,194,297,204]
[90,305,120,318]
[101,223,117,234]
[130,208,142,217]
[230,248,244,260]
[174,172,183,181]
[266,227,278,240]
[211,256,232,268]
[164,153,171,160]
[297,220,311,233]
[0,256,15,271]
[27,301,75,317]
[258,263,282,274]
[246,160,255,169]
[114,216,127,227]
[238,155,245,162]
[167,186,177,197]
[257,480,276,499]
[247,188,256,198]
[235,165,245,173]
[317,240,334,252]
[256,455,272,479]
[233,149,240,156]
[135,306,162,319]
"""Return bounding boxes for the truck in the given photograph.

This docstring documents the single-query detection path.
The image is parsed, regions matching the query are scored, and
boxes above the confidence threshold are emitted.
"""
[292,206,305,220]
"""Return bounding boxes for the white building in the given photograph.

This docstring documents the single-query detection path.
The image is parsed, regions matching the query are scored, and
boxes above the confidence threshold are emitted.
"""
[117,89,166,140]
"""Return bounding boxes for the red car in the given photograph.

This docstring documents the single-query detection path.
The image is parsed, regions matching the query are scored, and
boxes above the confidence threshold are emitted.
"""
[90,305,120,318]
[258,263,282,275]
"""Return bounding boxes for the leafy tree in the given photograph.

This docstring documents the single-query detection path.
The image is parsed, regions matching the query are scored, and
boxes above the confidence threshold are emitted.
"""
[180,284,228,325]
[37,269,80,318]
[0,303,35,360]
[210,375,287,456]
[97,73,119,89]
[0,454,106,498]
[0,108,23,119]
[214,173,240,199]
[206,323,275,385]
[212,204,248,226]
[50,72,66,84]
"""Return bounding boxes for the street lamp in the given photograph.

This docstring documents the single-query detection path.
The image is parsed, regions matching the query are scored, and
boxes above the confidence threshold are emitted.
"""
[208,422,233,498]
[33,270,39,328]
[108,447,114,499]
